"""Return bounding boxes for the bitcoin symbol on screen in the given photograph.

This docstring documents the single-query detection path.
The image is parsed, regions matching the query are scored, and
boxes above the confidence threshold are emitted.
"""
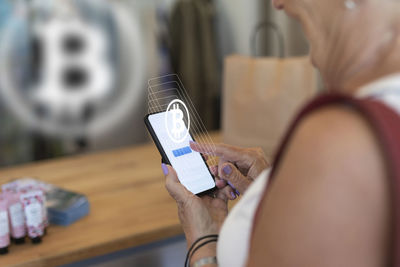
[171,104,185,138]
[165,99,190,143]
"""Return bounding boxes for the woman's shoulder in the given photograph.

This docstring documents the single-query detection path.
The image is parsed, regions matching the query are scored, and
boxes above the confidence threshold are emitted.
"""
[279,102,387,183]
[294,103,382,159]
[274,104,389,225]
[247,104,391,266]
[284,103,389,219]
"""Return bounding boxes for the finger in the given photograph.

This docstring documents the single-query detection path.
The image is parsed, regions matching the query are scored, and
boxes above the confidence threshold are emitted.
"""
[226,180,240,197]
[191,142,255,172]
[215,178,227,188]
[217,157,229,180]
[190,141,219,156]
[215,185,236,202]
[220,185,236,201]
[209,165,218,176]
[220,163,252,194]
[216,159,240,195]
[190,142,236,158]
[162,164,193,203]
[245,148,270,179]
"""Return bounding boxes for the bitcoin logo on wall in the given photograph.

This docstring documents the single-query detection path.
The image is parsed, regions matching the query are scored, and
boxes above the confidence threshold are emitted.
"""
[0,0,145,139]
[32,14,113,124]
[165,99,190,143]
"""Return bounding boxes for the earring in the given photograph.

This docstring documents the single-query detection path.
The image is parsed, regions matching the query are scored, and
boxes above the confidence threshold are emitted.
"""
[344,0,357,10]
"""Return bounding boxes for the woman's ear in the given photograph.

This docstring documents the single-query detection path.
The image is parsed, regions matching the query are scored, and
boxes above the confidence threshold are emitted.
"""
[271,0,284,10]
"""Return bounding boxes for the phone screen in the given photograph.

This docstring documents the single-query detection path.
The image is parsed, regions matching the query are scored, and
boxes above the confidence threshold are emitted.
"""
[147,112,215,195]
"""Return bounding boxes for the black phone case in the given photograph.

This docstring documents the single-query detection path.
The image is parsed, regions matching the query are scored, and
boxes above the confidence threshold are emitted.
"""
[144,113,216,196]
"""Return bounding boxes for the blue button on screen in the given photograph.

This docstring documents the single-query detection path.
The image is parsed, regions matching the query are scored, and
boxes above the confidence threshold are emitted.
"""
[173,146,192,157]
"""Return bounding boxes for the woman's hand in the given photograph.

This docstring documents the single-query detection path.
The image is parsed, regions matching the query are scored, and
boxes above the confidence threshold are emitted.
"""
[162,164,229,247]
[190,142,270,194]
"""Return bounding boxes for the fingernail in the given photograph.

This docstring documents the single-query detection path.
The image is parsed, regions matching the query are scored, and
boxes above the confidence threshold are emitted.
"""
[161,163,169,175]
[230,191,236,199]
[223,165,232,175]
[227,180,236,189]
[226,180,240,196]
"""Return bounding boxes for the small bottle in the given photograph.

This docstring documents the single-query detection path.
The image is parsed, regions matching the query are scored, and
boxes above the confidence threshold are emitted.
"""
[1,181,24,243]
[0,194,10,254]
[7,191,26,244]
[37,185,49,235]
[20,190,45,244]
[18,178,48,234]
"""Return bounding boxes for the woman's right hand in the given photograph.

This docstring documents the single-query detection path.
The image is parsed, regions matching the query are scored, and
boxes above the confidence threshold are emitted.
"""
[190,142,270,194]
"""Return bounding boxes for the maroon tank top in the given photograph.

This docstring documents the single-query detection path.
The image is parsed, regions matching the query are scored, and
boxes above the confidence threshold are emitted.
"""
[251,93,400,265]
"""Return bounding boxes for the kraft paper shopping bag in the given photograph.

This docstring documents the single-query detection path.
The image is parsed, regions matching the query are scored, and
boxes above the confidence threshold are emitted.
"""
[222,55,319,160]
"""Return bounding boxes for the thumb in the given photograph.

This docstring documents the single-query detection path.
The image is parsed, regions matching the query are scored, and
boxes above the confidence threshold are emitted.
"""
[162,164,193,203]
[219,163,251,194]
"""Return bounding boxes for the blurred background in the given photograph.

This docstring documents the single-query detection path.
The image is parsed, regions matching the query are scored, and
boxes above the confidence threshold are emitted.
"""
[0,0,309,168]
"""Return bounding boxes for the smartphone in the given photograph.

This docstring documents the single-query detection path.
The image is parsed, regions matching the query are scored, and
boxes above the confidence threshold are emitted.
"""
[144,111,216,196]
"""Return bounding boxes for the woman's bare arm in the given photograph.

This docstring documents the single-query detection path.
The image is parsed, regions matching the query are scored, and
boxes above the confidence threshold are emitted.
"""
[247,106,391,267]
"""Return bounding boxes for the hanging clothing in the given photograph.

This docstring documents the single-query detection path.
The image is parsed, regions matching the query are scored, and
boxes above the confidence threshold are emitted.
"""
[169,0,221,129]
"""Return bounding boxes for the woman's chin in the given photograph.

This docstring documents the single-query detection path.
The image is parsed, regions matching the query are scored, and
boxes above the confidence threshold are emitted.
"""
[309,51,319,69]
[310,56,317,68]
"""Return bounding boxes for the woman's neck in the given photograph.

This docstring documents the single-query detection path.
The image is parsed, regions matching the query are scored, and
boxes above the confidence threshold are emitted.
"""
[343,36,400,94]
[323,7,400,94]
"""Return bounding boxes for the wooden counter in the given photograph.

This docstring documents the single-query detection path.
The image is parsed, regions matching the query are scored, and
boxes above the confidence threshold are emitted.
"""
[0,134,222,267]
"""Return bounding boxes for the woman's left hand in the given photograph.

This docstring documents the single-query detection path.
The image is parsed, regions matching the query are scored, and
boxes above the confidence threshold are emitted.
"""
[162,164,229,247]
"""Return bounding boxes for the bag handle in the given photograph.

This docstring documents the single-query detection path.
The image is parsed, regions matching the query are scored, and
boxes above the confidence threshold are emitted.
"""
[251,20,285,58]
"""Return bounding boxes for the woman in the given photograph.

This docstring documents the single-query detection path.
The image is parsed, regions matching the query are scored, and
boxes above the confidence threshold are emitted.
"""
[162,0,400,266]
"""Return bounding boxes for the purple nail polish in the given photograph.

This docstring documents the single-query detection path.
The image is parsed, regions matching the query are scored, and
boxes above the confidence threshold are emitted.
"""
[161,163,169,175]
[226,180,240,196]
[223,165,232,175]
[227,181,236,189]
[230,192,236,199]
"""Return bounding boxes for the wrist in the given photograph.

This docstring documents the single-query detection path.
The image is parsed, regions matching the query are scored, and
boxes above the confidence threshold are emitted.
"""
[185,234,218,267]
[190,242,217,266]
